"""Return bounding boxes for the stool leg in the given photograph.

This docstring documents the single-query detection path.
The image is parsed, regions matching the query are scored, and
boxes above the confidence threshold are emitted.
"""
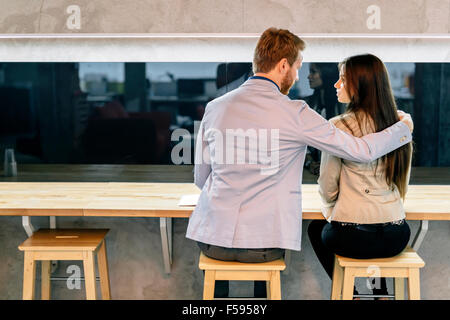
[83,251,97,300]
[407,268,421,300]
[342,268,355,300]
[160,217,172,274]
[97,240,111,300]
[282,250,291,275]
[41,260,51,300]
[394,278,405,300]
[23,252,36,300]
[269,271,281,300]
[203,270,215,300]
[331,256,344,300]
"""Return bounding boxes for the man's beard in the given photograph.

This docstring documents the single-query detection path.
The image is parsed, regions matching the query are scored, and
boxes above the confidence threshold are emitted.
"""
[280,72,294,95]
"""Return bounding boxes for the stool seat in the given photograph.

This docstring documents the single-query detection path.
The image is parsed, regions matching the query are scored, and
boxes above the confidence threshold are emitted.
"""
[198,252,285,300]
[19,229,109,252]
[18,228,111,300]
[199,253,286,271]
[336,247,425,268]
[331,246,425,300]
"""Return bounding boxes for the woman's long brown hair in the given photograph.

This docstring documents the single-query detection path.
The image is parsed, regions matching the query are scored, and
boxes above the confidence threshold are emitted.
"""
[339,54,412,200]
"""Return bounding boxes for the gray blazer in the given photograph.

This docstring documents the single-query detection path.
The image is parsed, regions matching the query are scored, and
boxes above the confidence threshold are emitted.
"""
[186,78,412,251]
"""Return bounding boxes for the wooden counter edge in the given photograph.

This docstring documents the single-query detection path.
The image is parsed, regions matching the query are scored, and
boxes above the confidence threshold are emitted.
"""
[0,209,448,221]
[83,209,193,218]
[0,208,84,216]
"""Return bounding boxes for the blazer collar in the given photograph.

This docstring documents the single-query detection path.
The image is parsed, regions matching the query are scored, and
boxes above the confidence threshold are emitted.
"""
[242,77,282,94]
[248,76,281,92]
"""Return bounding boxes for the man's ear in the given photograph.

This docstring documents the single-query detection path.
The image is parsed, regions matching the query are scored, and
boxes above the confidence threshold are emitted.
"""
[278,58,289,74]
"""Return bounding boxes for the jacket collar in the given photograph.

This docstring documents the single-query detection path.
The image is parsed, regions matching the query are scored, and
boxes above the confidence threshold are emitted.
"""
[242,76,282,93]
[248,76,281,92]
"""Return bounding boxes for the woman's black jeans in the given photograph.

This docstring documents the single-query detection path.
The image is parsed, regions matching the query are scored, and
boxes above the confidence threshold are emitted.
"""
[197,242,285,298]
[307,219,411,296]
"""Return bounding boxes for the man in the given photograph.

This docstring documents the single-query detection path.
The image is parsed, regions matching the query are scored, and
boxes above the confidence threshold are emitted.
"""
[186,27,413,298]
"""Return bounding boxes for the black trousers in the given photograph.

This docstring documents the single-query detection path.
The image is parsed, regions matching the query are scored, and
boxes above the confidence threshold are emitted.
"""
[197,241,285,298]
[307,219,411,296]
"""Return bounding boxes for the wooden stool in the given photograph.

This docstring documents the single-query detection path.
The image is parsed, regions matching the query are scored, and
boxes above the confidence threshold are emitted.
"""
[331,246,425,300]
[18,229,111,300]
[198,252,286,300]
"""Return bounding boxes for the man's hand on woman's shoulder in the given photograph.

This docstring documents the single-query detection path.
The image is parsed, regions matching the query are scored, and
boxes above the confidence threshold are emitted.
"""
[397,110,414,133]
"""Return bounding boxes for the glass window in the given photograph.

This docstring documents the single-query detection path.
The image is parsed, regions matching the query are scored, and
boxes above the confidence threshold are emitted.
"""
[0,62,448,172]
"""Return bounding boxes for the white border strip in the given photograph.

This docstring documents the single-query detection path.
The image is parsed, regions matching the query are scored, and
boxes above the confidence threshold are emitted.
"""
[0,35,449,62]
[0,33,449,39]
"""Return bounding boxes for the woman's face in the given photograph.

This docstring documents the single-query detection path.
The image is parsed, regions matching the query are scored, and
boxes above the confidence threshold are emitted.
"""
[308,64,323,89]
[334,66,351,103]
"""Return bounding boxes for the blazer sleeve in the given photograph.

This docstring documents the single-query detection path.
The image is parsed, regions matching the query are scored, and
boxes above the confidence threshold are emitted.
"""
[194,119,212,190]
[296,102,412,163]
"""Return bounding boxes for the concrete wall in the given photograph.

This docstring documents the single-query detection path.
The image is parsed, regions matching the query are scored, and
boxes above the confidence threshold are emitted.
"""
[0,0,449,34]
[1,1,449,63]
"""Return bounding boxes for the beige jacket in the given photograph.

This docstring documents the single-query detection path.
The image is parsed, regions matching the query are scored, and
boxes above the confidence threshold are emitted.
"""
[318,112,412,224]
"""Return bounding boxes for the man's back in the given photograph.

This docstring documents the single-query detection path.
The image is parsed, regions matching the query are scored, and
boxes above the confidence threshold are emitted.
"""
[187,78,308,250]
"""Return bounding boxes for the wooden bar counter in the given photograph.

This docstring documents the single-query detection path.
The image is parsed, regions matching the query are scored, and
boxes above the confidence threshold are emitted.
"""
[0,182,449,221]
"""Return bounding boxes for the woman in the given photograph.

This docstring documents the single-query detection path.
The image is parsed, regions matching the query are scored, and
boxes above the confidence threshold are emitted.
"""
[304,63,341,175]
[307,54,413,299]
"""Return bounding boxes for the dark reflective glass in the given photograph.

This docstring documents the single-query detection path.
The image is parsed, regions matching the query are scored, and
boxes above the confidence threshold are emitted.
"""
[0,62,448,172]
